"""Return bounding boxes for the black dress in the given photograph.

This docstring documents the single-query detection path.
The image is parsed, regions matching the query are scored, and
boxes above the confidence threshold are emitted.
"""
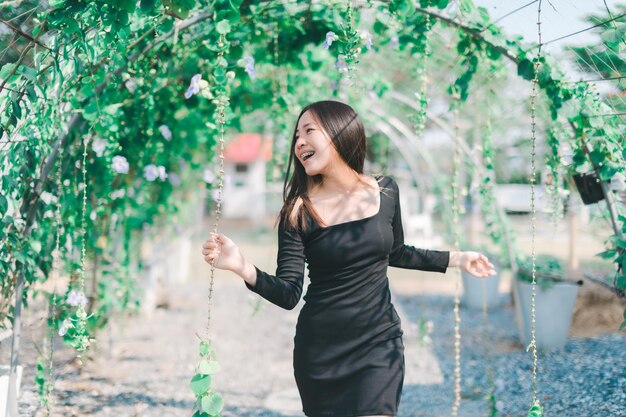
[245,175,450,417]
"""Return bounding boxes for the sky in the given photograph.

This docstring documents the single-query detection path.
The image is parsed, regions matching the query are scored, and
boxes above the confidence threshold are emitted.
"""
[473,0,623,84]
[475,0,615,51]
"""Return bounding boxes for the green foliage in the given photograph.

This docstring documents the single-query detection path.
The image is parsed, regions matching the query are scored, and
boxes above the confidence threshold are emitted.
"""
[191,339,224,416]
[526,400,544,417]
[0,2,625,415]
[476,107,518,268]
[516,254,565,290]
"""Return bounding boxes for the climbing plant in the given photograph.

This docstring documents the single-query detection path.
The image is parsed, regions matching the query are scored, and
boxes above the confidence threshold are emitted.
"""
[1,0,625,415]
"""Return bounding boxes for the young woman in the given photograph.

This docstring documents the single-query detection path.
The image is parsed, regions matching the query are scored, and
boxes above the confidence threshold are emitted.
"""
[201,100,496,417]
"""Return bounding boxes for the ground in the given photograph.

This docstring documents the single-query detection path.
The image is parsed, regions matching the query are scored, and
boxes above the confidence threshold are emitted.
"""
[2,212,625,417]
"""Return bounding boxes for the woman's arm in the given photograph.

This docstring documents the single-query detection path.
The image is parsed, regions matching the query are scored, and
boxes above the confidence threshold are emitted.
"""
[386,178,496,277]
[203,219,306,310]
[388,177,450,272]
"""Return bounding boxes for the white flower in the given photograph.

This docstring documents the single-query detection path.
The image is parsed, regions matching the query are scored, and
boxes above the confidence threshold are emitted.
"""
[323,31,336,49]
[92,138,107,157]
[361,30,373,49]
[112,155,129,174]
[203,168,215,184]
[157,165,168,181]
[144,164,159,182]
[58,318,73,336]
[66,290,87,307]
[125,78,137,93]
[426,320,434,333]
[89,210,96,221]
[495,401,504,411]
[110,189,126,199]
[159,125,172,141]
[40,191,56,206]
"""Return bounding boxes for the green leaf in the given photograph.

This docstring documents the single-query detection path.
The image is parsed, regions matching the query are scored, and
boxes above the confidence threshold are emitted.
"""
[0,193,7,215]
[30,241,42,254]
[12,99,22,119]
[616,273,626,291]
[18,66,37,81]
[459,0,474,15]
[201,392,224,415]
[595,249,617,260]
[190,374,211,396]
[0,63,16,80]
[526,400,543,417]
[216,20,231,34]
[198,359,220,375]
[141,0,158,11]
[517,58,534,81]
[228,0,243,11]
[199,340,209,356]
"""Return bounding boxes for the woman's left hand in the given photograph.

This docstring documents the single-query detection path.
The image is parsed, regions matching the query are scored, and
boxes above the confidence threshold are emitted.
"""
[459,251,497,278]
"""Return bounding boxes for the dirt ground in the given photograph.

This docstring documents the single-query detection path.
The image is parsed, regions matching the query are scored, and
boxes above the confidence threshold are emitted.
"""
[2,209,624,417]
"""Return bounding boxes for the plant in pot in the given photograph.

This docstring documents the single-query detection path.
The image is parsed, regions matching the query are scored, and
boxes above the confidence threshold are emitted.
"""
[461,244,503,310]
[513,254,582,351]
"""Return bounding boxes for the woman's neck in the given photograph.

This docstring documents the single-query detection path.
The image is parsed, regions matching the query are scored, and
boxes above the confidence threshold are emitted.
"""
[317,164,365,195]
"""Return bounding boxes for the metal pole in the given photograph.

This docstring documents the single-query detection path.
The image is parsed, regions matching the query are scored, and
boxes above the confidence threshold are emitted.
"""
[6,268,24,417]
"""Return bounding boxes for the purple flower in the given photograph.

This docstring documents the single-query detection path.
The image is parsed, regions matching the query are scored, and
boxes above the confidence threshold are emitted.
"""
[323,31,336,49]
[184,74,202,99]
[334,55,348,73]
[112,155,129,174]
[66,290,87,307]
[203,168,215,184]
[168,173,181,186]
[244,55,256,79]
[144,164,159,181]
[389,34,399,49]
[159,125,172,141]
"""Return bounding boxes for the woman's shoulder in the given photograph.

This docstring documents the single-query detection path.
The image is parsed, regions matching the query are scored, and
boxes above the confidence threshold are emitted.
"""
[372,174,399,191]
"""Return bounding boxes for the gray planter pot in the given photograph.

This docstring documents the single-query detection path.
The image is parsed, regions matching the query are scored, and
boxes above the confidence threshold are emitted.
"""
[513,279,579,351]
[461,270,501,309]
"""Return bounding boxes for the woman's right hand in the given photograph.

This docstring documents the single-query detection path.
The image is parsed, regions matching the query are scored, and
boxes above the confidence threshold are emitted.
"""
[201,232,245,274]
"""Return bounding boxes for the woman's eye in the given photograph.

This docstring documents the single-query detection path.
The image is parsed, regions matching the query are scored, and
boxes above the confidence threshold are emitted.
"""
[307,128,313,133]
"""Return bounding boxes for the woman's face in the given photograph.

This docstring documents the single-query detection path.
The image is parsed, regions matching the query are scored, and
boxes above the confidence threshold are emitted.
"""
[294,110,342,176]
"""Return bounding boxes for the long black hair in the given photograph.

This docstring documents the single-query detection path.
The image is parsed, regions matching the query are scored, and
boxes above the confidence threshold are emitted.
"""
[277,100,369,232]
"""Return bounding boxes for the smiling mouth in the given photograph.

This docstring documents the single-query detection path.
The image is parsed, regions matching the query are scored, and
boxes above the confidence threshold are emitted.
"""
[301,151,315,162]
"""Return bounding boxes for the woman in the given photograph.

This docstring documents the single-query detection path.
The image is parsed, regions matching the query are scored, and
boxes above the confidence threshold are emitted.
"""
[201,100,496,417]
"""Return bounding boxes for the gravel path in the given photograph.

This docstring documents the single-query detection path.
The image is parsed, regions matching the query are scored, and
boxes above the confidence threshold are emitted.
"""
[8,227,626,417]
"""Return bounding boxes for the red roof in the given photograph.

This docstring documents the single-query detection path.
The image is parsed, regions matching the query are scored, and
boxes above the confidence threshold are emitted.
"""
[224,133,272,163]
